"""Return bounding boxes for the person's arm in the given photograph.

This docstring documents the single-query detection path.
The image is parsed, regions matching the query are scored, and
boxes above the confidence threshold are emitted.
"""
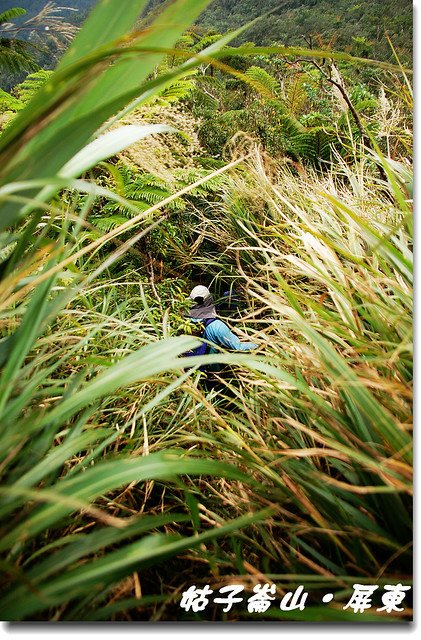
[206,320,257,351]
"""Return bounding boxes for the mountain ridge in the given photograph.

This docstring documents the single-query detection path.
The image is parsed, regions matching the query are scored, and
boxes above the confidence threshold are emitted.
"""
[1,0,412,62]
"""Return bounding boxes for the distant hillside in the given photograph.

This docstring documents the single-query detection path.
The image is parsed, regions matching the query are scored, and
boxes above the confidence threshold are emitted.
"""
[0,0,94,23]
[145,0,412,61]
[2,0,413,62]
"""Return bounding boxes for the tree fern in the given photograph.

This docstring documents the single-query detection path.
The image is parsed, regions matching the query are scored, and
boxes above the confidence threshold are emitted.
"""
[296,127,333,162]
[241,67,341,164]
[277,114,335,162]
[191,33,222,52]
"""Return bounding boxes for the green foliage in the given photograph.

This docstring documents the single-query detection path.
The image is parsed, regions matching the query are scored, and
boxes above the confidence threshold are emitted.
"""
[0,87,20,113]
[0,69,53,123]
[0,0,272,621]
[82,160,230,277]
[0,7,27,23]
[244,64,282,97]
[201,0,412,63]
[13,67,53,102]
[100,164,185,216]
[0,3,78,87]
[154,77,195,105]
[0,0,412,623]
[0,34,39,75]
[0,0,224,231]
[195,62,339,164]
[8,0,412,66]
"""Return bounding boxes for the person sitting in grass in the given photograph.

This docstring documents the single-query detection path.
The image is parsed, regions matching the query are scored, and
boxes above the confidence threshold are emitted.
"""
[188,285,257,353]
[186,285,257,391]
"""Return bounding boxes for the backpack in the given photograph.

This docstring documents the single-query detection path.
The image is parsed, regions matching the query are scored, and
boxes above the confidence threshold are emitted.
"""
[185,318,217,370]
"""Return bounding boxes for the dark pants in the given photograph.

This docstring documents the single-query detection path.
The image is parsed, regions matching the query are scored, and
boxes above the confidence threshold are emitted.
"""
[200,366,238,409]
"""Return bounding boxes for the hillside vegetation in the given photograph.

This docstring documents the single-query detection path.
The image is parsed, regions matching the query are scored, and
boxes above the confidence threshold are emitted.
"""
[0,0,412,622]
[2,0,413,54]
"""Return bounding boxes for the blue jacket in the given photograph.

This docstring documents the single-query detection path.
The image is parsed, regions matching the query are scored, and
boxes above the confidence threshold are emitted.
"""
[202,318,257,353]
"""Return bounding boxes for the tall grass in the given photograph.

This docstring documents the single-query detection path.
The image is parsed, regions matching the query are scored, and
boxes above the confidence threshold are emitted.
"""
[0,0,274,621]
[0,0,412,622]
[1,148,411,621]
[172,149,412,619]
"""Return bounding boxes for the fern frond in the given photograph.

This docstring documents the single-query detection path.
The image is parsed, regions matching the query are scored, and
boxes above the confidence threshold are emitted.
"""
[193,88,220,111]
[135,173,168,190]
[244,65,282,100]
[354,98,378,113]
[285,73,308,116]
[0,88,21,113]
[103,200,150,218]
[0,8,27,24]
[15,69,53,103]
[156,78,194,104]
[0,40,39,73]
[192,34,221,52]
[278,113,305,137]
[134,186,170,204]
[92,215,129,232]
[173,168,228,195]
[277,115,336,162]
[196,74,224,88]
